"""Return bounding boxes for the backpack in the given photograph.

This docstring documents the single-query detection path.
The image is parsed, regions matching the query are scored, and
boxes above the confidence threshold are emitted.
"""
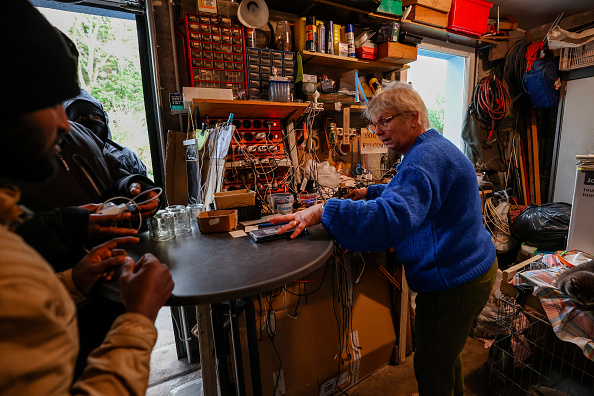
[523,58,561,109]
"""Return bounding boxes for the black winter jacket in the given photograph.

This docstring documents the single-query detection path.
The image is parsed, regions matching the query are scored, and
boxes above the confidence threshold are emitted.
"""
[16,121,156,271]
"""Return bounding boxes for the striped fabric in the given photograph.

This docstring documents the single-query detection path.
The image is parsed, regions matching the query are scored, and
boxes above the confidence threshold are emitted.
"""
[512,254,594,361]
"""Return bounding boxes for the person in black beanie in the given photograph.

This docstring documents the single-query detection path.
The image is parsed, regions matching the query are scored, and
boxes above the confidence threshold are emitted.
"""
[64,89,148,176]
[0,1,174,394]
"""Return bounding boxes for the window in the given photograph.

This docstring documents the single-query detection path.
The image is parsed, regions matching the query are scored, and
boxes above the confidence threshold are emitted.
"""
[405,39,475,150]
[32,0,165,185]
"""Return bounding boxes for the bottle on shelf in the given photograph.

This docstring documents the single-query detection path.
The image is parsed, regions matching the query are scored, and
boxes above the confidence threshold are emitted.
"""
[325,21,334,55]
[345,24,355,58]
[358,75,374,99]
[306,16,317,52]
[295,17,306,52]
[367,73,382,95]
[317,21,325,53]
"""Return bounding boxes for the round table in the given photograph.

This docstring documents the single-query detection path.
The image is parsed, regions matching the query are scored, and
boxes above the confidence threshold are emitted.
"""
[102,223,334,396]
[104,224,334,306]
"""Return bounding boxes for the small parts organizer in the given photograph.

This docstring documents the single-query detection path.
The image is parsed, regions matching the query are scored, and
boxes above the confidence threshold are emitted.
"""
[185,13,247,98]
[246,48,295,100]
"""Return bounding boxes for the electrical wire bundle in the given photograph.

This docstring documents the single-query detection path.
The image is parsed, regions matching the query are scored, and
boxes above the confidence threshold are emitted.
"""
[474,75,511,141]
[483,196,512,250]
[503,39,531,99]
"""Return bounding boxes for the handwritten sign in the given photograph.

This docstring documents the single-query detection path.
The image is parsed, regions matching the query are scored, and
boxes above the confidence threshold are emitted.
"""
[360,128,388,154]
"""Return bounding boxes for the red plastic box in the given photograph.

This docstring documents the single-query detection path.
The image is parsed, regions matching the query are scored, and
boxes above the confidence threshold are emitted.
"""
[447,0,493,36]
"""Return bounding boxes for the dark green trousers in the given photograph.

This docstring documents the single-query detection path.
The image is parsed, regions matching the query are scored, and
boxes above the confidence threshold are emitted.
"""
[414,259,497,396]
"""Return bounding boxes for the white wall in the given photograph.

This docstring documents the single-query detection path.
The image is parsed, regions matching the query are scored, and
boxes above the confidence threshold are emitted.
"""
[552,77,594,203]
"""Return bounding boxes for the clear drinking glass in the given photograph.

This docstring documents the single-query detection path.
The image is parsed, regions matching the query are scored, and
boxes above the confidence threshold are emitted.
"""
[149,210,176,241]
[274,21,292,52]
[167,205,192,234]
[186,203,205,228]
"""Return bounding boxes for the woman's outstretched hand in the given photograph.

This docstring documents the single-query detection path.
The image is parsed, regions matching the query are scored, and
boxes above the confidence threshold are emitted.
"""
[269,203,324,239]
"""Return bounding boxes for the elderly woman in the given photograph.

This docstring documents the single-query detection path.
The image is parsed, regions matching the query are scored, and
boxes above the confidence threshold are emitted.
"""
[271,82,497,396]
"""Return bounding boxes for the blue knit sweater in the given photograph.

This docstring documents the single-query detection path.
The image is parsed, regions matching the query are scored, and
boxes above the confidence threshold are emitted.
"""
[321,129,495,293]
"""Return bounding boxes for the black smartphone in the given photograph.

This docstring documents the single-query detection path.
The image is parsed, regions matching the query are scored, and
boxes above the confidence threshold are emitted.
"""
[249,225,306,243]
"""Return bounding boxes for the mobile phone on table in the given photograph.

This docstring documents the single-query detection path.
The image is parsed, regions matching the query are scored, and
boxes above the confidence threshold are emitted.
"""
[249,225,306,243]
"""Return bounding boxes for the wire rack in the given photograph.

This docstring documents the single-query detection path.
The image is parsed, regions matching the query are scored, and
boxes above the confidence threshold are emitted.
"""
[560,41,594,71]
[488,295,594,396]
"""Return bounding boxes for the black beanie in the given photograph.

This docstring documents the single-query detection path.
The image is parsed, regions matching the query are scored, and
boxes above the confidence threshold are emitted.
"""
[65,100,105,122]
[0,0,80,118]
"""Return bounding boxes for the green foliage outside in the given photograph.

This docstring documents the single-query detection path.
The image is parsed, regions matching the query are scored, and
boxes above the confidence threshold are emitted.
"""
[40,9,153,179]
[428,94,445,134]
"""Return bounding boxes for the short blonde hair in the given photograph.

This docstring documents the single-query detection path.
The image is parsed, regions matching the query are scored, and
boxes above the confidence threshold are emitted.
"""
[364,82,430,130]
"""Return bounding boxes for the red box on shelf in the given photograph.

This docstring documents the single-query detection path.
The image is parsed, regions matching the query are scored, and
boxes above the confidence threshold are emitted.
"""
[447,0,493,36]
[356,45,377,60]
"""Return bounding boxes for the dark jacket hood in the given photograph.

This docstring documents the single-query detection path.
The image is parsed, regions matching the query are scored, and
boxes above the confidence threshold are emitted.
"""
[63,89,112,140]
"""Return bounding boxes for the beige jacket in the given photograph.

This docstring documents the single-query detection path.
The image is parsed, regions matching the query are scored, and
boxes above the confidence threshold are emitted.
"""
[0,187,157,395]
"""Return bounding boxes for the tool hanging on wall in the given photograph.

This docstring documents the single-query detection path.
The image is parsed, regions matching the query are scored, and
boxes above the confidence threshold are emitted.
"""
[338,105,351,155]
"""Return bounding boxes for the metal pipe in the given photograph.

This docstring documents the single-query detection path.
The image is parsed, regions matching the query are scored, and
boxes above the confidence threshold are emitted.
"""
[168,0,184,131]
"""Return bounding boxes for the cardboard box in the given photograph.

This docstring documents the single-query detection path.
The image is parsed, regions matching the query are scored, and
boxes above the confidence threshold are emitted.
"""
[165,130,189,206]
[356,44,377,60]
[377,41,418,64]
[197,209,238,233]
[402,0,452,13]
[182,86,233,108]
[406,5,448,28]
[214,189,255,209]
[235,252,397,395]
[567,156,594,255]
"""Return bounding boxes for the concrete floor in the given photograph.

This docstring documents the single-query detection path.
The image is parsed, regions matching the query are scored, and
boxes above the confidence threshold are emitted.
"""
[147,307,492,396]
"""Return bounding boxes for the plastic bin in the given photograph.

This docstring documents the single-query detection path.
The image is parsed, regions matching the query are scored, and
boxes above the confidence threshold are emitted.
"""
[268,193,294,214]
[447,0,492,36]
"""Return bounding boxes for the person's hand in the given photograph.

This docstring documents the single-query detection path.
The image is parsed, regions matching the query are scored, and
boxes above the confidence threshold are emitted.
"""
[118,253,174,322]
[344,187,368,201]
[88,212,139,239]
[129,183,159,219]
[71,236,140,295]
[269,203,324,239]
[80,204,139,240]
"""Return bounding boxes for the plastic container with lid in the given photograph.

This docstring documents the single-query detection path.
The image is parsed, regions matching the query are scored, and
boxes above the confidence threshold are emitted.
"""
[268,193,294,214]
[268,77,291,102]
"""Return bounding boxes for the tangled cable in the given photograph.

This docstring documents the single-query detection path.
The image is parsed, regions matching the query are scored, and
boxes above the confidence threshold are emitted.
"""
[474,75,511,139]
[503,39,531,98]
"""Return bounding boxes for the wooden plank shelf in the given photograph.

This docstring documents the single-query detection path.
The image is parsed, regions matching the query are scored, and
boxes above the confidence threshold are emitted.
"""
[191,99,309,121]
[301,50,409,74]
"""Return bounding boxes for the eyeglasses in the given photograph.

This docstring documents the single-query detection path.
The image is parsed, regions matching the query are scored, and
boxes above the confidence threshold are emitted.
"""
[367,112,406,133]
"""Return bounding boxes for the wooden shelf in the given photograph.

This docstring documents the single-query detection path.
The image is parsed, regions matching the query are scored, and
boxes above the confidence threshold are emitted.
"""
[191,99,309,121]
[265,0,399,25]
[301,50,409,74]
[322,103,367,112]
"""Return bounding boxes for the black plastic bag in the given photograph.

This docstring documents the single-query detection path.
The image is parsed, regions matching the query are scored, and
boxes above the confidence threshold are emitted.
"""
[510,203,572,251]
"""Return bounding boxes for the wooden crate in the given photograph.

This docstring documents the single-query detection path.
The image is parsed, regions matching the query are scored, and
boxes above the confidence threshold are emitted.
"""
[406,5,449,28]
[500,255,544,313]
[377,41,418,63]
[402,0,452,13]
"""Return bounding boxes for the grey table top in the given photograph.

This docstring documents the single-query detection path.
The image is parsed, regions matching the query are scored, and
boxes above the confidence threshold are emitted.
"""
[103,224,334,305]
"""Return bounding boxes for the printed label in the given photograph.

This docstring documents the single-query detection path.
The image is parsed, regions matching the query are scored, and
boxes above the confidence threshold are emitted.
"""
[584,171,594,185]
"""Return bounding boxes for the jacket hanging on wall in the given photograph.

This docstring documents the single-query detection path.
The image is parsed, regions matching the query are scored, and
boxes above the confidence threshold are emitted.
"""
[523,58,561,109]
[461,104,510,172]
